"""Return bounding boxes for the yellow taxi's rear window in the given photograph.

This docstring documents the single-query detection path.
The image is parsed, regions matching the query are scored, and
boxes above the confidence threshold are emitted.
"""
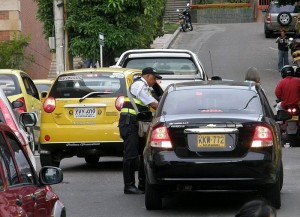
[49,72,126,98]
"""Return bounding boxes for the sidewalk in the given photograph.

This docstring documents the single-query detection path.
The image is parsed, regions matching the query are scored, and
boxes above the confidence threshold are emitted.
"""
[150,28,180,49]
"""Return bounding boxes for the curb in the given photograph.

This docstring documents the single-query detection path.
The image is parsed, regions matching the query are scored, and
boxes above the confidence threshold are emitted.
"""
[163,27,180,49]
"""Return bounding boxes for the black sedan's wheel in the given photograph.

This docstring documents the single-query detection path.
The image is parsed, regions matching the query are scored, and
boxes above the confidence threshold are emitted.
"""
[145,181,162,210]
[264,175,281,209]
[277,12,292,26]
[40,154,60,167]
[280,161,283,191]
[85,156,100,164]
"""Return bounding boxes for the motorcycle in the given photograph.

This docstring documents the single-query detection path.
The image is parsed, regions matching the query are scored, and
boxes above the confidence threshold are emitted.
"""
[276,100,300,147]
[176,3,193,32]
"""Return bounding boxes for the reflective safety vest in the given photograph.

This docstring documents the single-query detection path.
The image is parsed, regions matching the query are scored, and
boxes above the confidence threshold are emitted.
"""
[121,80,150,115]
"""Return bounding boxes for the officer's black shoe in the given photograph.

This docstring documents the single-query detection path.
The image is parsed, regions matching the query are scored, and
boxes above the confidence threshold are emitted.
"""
[138,182,145,191]
[124,185,144,194]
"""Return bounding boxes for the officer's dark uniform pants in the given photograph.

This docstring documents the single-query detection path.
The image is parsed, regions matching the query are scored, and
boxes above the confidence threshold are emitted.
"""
[119,114,145,187]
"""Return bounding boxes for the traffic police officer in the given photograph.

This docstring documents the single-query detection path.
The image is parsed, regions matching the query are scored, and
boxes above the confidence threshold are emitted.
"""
[118,67,162,194]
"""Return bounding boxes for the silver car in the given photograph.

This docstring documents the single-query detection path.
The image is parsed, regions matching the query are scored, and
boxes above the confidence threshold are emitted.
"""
[263,1,300,38]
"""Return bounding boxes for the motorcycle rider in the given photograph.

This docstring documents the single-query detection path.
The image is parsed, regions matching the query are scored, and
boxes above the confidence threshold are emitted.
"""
[275,65,300,111]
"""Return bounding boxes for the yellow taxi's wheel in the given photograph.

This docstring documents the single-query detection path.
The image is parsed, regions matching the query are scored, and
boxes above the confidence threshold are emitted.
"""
[40,154,60,167]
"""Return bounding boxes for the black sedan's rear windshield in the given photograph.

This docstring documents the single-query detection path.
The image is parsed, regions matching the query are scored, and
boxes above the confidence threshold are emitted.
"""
[162,89,262,115]
[49,72,126,98]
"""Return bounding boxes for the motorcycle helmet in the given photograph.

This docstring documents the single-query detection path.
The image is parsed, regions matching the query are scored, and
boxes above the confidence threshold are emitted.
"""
[280,65,294,78]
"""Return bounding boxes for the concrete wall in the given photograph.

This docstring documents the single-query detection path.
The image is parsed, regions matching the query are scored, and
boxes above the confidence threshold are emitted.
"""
[20,0,52,79]
[191,7,254,24]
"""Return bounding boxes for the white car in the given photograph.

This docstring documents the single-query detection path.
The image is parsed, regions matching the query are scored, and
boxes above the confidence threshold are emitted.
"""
[112,49,208,89]
[0,87,37,169]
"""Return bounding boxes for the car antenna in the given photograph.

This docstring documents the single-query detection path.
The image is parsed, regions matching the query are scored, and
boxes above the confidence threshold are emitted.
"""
[209,50,214,77]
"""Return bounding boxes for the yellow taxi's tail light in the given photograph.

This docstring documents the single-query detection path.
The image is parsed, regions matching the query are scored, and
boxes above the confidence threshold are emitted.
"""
[16,97,27,113]
[115,96,125,111]
[150,126,172,149]
[43,97,56,113]
[251,126,273,147]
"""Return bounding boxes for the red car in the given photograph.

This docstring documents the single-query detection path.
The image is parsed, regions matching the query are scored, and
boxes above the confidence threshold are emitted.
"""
[0,87,37,168]
[0,123,65,216]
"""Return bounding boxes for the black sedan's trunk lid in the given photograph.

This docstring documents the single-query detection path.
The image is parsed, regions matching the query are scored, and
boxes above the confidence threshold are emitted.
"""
[164,114,262,158]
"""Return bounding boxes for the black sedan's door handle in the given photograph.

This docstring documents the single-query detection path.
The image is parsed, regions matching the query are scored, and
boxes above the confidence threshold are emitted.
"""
[16,198,23,206]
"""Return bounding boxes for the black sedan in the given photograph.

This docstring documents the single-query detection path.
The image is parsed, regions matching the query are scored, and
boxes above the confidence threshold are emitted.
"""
[142,80,292,210]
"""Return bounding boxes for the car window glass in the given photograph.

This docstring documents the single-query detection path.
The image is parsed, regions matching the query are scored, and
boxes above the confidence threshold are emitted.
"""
[162,89,262,115]
[0,74,22,96]
[49,72,126,98]
[0,109,6,125]
[35,84,51,92]
[5,131,34,185]
[124,58,198,75]
[0,132,20,186]
[269,4,295,13]
[258,88,274,118]
[22,77,40,100]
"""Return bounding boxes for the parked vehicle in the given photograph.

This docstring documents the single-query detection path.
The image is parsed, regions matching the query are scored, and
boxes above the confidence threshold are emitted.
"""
[0,69,41,153]
[112,49,207,89]
[176,3,193,32]
[39,68,143,167]
[263,1,300,38]
[33,79,54,93]
[0,87,37,167]
[0,123,65,217]
[140,80,291,210]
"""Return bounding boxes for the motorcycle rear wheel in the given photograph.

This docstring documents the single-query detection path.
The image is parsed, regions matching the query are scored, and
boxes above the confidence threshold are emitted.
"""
[188,23,193,31]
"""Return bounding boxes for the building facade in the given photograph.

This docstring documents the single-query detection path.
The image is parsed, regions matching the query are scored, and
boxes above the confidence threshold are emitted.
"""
[0,0,52,79]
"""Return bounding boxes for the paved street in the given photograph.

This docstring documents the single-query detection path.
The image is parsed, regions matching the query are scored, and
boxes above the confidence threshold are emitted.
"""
[36,22,300,217]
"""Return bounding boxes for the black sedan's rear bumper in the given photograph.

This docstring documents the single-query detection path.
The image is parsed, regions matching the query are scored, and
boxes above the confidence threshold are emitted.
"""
[144,149,280,190]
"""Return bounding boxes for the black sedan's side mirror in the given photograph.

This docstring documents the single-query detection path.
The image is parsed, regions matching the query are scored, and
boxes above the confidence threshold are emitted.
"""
[136,111,153,122]
[275,110,292,121]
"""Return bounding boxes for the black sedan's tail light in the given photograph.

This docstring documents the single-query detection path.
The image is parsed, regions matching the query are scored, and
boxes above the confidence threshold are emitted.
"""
[150,126,173,149]
[251,125,273,148]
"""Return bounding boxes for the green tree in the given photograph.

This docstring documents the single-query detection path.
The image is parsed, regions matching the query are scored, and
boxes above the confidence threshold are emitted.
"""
[0,33,34,69]
[35,0,166,66]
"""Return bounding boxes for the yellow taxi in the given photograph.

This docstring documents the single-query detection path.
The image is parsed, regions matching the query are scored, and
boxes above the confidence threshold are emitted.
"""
[0,69,41,151]
[39,67,142,167]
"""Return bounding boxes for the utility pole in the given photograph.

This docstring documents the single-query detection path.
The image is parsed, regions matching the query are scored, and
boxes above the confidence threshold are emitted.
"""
[54,0,65,74]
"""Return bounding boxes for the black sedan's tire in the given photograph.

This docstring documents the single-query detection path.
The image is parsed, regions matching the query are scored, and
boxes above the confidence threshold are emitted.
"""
[40,154,60,168]
[85,156,100,164]
[277,12,292,26]
[145,182,162,210]
[280,161,283,191]
[264,176,281,209]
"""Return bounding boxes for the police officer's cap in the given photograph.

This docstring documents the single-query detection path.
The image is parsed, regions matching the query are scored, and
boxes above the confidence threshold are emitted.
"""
[142,67,162,79]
